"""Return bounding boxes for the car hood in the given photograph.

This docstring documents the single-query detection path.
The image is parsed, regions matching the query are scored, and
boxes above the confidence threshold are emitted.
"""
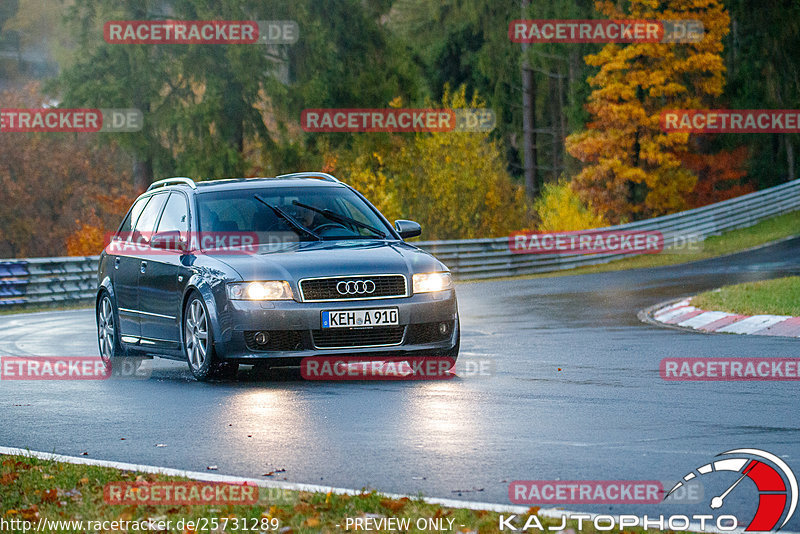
[206,239,447,282]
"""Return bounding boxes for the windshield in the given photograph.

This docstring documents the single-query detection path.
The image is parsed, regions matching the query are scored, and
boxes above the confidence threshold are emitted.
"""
[196,186,394,241]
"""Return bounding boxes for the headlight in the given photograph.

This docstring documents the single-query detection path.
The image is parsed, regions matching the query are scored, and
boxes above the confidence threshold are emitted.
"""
[412,272,453,293]
[227,281,293,300]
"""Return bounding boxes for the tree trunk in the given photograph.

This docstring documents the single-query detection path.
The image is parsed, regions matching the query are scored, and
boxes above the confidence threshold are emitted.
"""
[786,136,795,181]
[521,0,537,198]
[133,158,153,194]
[557,72,566,175]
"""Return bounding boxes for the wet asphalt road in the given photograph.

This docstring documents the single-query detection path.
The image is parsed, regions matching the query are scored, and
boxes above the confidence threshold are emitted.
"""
[1,238,799,528]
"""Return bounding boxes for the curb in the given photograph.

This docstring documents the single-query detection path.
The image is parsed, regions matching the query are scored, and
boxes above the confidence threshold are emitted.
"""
[641,298,800,338]
[0,446,536,515]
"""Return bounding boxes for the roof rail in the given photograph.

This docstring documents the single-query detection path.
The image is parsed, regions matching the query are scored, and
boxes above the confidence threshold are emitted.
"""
[147,177,197,191]
[276,172,342,183]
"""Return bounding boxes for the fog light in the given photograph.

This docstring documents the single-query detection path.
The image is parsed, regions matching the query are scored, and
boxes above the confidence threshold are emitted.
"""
[438,322,449,335]
[254,331,269,344]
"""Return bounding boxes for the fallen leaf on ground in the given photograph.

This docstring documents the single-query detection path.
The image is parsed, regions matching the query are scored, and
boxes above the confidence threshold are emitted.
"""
[293,503,314,514]
[20,505,39,521]
[0,473,18,485]
[380,497,410,513]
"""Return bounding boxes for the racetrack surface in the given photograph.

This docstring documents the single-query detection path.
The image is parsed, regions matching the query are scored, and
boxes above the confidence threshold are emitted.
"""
[2,238,799,528]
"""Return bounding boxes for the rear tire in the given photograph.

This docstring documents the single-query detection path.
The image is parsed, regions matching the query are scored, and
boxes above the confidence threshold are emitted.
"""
[96,292,124,369]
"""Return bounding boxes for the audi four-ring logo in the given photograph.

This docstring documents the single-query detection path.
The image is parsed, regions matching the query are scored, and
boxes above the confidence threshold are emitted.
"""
[337,279,376,295]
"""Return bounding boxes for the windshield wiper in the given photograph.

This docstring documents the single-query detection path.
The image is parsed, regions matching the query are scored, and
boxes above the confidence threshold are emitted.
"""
[292,200,387,238]
[254,195,322,241]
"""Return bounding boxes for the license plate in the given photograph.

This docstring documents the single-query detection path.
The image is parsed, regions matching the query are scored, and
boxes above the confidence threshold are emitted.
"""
[321,308,399,328]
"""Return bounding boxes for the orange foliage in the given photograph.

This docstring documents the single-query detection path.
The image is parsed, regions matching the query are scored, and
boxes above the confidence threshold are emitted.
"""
[65,193,135,256]
[0,83,135,258]
[66,221,106,257]
[566,0,730,223]
[680,146,754,208]
[321,154,338,174]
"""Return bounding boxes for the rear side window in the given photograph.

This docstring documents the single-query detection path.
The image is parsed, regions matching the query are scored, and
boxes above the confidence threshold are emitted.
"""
[117,196,151,236]
[132,193,168,242]
[156,192,190,233]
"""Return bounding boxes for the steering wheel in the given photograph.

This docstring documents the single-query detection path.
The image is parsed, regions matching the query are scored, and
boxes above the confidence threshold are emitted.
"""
[314,223,351,236]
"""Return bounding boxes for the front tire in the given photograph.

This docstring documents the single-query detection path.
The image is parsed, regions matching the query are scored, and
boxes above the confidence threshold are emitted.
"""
[184,293,237,381]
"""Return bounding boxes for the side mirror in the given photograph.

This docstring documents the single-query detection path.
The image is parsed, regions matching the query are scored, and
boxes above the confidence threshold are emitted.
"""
[150,231,186,252]
[394,219,422,239]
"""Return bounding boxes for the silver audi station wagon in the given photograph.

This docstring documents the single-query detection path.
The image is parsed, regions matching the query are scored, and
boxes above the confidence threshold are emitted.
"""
[96,172,459,380]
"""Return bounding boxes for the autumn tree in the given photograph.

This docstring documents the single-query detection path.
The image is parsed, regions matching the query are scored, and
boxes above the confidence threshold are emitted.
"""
[0,84,134,258]
[323,87,532,240]
[321,142,403,226]
[680,145,753,207]
[388,0,598,195]
[566,0,730,223]
[534,179,607,232]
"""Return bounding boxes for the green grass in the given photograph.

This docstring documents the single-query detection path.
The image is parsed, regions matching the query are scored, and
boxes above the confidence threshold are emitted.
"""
[0,453,685,534]
[486,209,800,282]
[692,276,800,316]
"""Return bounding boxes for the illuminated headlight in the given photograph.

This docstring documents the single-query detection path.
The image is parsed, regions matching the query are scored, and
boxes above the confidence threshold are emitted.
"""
[412,272,453,293]
[227,281,293,300]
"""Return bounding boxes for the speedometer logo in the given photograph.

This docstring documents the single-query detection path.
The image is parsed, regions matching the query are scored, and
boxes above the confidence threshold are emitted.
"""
[666,449,797,531]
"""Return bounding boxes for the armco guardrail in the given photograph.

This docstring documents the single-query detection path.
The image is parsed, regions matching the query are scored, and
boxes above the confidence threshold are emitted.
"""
[415,177,800,280]
[0,178,798,308]
[0,256,98,308]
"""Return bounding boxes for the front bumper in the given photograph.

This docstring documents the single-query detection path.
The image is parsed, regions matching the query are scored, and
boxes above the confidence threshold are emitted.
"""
[213,289,458,362]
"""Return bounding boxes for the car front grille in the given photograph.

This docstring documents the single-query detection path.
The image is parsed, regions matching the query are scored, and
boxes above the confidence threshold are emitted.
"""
[311,326,405,348]
[244,330,304,351]
[300,275,407,301]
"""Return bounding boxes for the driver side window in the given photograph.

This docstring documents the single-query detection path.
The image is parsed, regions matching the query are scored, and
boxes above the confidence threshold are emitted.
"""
[156,192,190,234]
[337,197,376,235]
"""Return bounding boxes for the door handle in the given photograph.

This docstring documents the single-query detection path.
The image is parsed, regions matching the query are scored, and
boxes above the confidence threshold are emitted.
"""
[114,257,120,270]
[140,261,147,274]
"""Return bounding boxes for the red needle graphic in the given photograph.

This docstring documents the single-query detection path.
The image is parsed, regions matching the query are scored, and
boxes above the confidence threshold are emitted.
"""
[711,462,757,509]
